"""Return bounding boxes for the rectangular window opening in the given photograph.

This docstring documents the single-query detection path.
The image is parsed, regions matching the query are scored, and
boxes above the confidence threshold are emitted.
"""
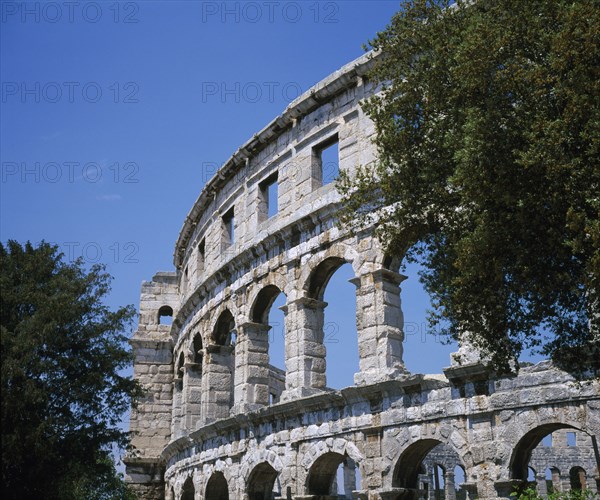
[259,172,278,221]
[542,434,553,447]
[566,431,577,446]
[313,135,339,187]
[223,209,235,246]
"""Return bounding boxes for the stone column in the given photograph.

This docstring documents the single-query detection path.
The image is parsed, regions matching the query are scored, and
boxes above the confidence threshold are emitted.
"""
[281,297,327,400]
[183,359,203,432]
[231,321,271,413]
[535,473,548,496]
[445,471,457,500]
[343,458,357,494]
[428,469,436,500]
[165,484,175,500]
[172,372,184,439]
[560,473,571,493]
[201,344,234,424]
[354,269,407,385]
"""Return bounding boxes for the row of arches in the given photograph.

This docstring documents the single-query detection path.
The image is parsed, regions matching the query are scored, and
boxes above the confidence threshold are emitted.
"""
[171,254,379,434]
[172,452,359,500]
[525,465,593,493]
[167,421,598,499]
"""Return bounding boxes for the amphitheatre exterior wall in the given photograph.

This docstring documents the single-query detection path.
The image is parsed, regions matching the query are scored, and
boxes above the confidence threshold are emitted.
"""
[126,53,600,499]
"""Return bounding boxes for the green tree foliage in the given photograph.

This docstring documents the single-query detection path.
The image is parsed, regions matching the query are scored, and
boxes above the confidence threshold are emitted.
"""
[1,240,141,499]
[338,0,599,375]
[512,487,599,500]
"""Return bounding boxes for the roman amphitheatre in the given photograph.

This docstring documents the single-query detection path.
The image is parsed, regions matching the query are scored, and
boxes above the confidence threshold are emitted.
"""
[125,52,599,499]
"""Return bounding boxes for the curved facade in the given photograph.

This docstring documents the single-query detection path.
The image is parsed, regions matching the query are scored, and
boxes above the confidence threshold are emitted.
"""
[125,53,600,499]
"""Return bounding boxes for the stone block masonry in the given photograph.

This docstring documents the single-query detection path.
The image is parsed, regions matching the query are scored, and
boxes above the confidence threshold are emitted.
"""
[126,53,600,499]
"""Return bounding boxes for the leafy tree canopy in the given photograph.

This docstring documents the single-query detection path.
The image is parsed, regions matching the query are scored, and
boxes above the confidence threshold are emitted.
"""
[338,0,599,375]
[1,240,141,499]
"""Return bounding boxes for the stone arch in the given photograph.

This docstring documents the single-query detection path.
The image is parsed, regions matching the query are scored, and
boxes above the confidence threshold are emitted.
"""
[248,281,288,398]
[569,465,587,490]
[202,307,238,419]
[299,438,363,496]
[547,466,561,492]
[306,256,349,301]
[393,438,447,489]
[205,470,229,500]
[384,423,469,490]
[247,462,279,500]
[181,476,194,500]
[175,351,185,380]
[298,242,363,299]
[189,331,204,365]
[306,451,346,495]
[302,438,364,472]
[509,422,596,481]
[181,331,204,430]
[250,284,284,324]
[159,305,174,325]
[212,308,236,346]
[241,449,284,482]
[294,247,364,390]
[454,464,466,488]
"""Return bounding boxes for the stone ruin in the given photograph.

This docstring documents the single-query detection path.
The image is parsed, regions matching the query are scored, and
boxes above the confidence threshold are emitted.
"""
[125,53,600,499]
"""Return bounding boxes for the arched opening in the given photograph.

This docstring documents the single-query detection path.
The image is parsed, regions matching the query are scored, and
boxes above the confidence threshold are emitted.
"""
[527,466,536,484]
[172,352,185,437]
[213,309,236,346]
[181,477,194,500]
[252,285,282,324]
[399,260,457,373]
[193,333,203,365]
[570,466,587,491]
[176,352,184,384]
[307,452,358,497]
[206,310,236,418]
[185,333,204,429]
[454,465,466,499]
[306,257,359,390]
[394,440,466,499]
[251,285,287,403]
[545,467,561,493]
[509,423,595,481]
[247,462,279,500]
[334,457,361,498]
[394,439,444,489]
[205,471,229,500]
[158,305,173,325]
[432,464,445,499]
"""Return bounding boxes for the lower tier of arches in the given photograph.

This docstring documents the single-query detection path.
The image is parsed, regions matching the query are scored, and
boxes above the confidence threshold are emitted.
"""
[126,362,600,500]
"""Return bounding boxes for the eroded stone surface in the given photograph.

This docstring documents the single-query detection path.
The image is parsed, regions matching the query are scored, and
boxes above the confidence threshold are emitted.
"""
[125,53,600,500]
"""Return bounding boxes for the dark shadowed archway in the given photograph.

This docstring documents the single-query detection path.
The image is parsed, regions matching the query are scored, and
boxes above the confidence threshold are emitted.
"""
[247,462,279,500]
[307,452,346,496]
[181,477,194,500]
[206,471,229,500]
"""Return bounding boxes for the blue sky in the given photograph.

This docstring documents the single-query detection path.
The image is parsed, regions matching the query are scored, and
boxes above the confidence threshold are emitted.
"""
[1,0,505,387]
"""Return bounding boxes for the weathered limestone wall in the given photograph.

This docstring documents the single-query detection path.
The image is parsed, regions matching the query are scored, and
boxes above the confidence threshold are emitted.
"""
[127,272,179,498]
[126,52,600,499]
[158,364,599,499]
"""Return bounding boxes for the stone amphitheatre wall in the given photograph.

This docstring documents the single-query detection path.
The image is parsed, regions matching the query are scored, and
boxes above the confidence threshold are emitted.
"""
[125,53,600,500]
